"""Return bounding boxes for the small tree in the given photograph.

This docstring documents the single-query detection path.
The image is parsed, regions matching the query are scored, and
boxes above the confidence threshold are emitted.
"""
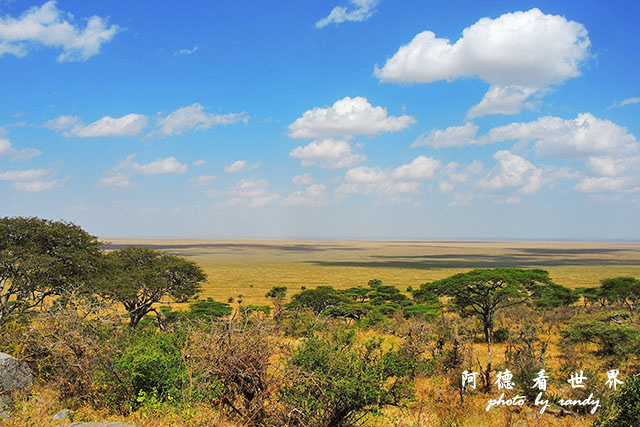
[286,286,349,319]
[265,286,287,317]
[419,268,560,390]
[600,277,640,310]
[0,216,102,326]
[99,246,206,328]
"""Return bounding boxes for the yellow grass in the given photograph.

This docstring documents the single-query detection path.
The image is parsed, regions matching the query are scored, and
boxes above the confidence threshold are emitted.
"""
[104,238,640,307]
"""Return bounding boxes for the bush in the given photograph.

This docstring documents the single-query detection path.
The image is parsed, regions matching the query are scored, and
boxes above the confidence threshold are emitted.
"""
[493,327,509,343]
[280,334,417,426]
[182,319,279,424]
[594,374,640,427]
[100,330,187,411]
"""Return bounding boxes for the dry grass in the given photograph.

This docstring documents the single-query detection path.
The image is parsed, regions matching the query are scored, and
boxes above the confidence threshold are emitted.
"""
[104,239,640,307]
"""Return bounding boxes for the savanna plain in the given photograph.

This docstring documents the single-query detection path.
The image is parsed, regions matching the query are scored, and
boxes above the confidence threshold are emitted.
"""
[4,237,640,427]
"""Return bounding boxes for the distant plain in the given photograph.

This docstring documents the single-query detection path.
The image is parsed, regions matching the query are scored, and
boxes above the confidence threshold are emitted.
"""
[103,239,640,306]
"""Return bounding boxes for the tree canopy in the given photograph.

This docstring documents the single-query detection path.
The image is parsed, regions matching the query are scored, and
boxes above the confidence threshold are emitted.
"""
[98,246,206,328]
[0,216,102,325]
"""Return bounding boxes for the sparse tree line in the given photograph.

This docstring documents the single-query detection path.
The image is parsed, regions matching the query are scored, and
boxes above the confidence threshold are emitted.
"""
[1,216,639,426]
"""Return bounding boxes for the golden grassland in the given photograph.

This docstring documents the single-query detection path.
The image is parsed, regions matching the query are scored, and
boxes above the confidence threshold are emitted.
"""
[4,239,631,426]
[105,238,640,306]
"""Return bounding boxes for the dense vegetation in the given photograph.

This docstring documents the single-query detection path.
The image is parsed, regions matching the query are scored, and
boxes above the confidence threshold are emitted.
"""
[1,217,639,426]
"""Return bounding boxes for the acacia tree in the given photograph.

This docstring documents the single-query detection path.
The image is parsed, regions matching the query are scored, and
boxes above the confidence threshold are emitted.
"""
[0,217,102,326]
[600,277,640,310]
[99,246,206,328]
[418,268,562,390]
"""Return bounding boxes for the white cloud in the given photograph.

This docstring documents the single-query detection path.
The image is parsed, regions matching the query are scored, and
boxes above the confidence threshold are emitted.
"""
[98,172,131,189]
[337,165,422,203]
[175,45,198,56]
[344,166,388,183]
[224,160,247,174]
[575,177,637,194]
[0,167,56,192]
[479,150,544,195]
[224,177,279,207]
[189,174,216,185]
[13,180,57,192]
[45,113,148,137]
[391,156,441,180]
[155,103,249,136]
[0,1,120,62]
[412,122,479,148]
[467,86,538,119]
[288,96,415,139]
[0,168,48,181]
[292,173,314,186]
[289,138,366,168]
[284,184,328,207]
[223,160,261,173]
[438,160,484,193]
[485,113,639,158]
[192,160,206,166]
[375,8,590,118]
[316,0,378,28]
[610,97,640,109]
[0,138,41,161]
[128,157,187,174]
[99,155,188,188]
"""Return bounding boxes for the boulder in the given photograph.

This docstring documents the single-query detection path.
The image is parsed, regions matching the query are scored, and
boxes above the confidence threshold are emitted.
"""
[0,353,33,411]
[52,408,72,421]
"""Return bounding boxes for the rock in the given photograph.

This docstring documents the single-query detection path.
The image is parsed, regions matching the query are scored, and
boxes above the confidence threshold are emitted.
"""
[0,353,33,410]
[52,409,72,421]
[61,423,136,427]
[0,410,10,420]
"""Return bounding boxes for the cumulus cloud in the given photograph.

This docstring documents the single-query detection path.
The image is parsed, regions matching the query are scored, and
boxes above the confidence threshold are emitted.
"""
[289,138,366,168]
[0,1,120,62]
[288,96,415,139]
[99,155,188,189]
[292,173,314,186]
[223,160,261,174]
[222,177,279,207]
[438,160,484,193]
[155,103,249,136]
[391,156,441,180]
[479,150,544,196]
[0,138,41,161]
[485,113,639,158]
[0,167,56,192]
[284,184,328,207]
[336,162,436,203]
[375,8,590,118]
[45,113,148,137]
[316,0,378,28]
[412,122,479,148]
[224,160,247,174]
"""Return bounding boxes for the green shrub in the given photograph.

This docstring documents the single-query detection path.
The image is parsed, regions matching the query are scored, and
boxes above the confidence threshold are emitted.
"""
[96,330,186,412]
[594,374,640,426]
[493,327,509,343]
[281,335,417,426]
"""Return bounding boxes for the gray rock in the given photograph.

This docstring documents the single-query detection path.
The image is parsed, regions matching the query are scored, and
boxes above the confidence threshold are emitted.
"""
[61,423,136,427]
[0,410,10,421]
[0,353,33,410]
[52,408,72,421]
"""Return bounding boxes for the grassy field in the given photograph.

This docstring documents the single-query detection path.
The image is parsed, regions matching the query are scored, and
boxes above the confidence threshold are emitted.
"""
[104,239,640,306]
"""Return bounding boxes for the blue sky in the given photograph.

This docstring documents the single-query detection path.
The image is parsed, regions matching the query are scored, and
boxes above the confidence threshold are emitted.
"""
[1,0,639,239]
